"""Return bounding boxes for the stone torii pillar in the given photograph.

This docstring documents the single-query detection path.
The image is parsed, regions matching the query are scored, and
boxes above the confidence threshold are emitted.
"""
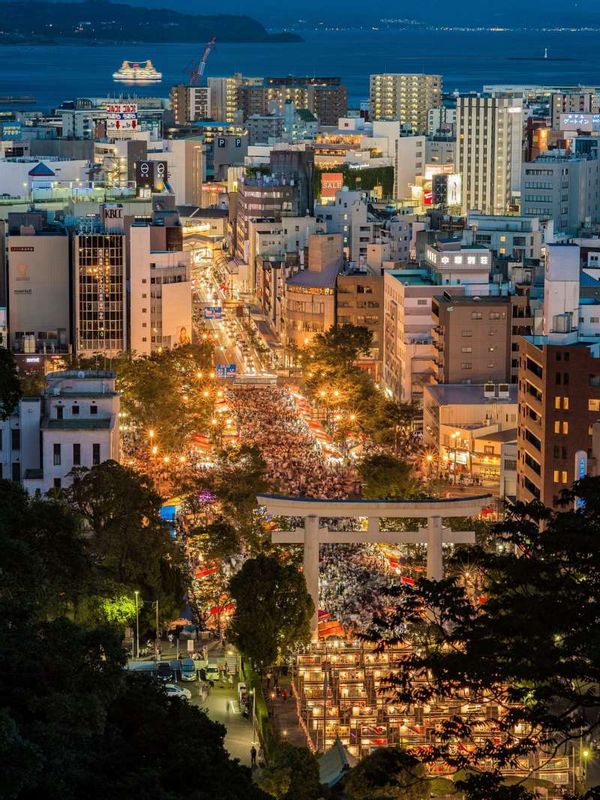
[257,494,491,636]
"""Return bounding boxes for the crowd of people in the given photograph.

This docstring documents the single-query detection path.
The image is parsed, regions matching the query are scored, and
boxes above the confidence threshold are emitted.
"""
[226,386,358,499]
[320,544,398,631]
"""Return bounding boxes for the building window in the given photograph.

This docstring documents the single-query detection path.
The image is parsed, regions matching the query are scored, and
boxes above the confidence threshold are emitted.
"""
[563,397,569,410]
[461,346,472,353]
[53,443,61,466]
[555,396,561,410]
[563,421,569,434]
[11,462,20,482]
[553,469,560,483]
[11,429,20,451]
[57,405,63,420]
[73,443,81,466]
[72,405,80,416]
[460,362,472,369]
[562,470,568,484]
[90,405,98,415]
[53,478,61,489]
[461,330,472,337]
[92,443,101,466]
[588,399,600,412]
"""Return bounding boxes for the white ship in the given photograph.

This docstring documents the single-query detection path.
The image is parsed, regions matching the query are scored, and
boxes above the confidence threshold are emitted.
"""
[112,60,162,84]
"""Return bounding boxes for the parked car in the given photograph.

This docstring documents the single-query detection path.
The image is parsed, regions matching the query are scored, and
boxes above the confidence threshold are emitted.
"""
[164,683,192,701]
[156,662,174,682]
[180,658,197,682]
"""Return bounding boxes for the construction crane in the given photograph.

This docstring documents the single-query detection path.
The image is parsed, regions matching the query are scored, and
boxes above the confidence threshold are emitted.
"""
[188,37,216,85]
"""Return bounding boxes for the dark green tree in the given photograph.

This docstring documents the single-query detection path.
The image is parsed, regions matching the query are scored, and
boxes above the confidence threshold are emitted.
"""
[256,742,321,800]
[0,345,22,420]
[63,460,185,624]
[365,477,600,800]
[344,747,428,800]
[358,453,422,499]
[229,554,314,672]
[207,444,270,529]
[307,324,373,369]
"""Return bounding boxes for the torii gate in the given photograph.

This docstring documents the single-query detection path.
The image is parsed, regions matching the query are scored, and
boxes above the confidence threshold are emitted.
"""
[257,493,492,636]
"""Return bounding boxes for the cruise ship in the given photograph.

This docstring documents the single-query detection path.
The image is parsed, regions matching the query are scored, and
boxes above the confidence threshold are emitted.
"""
[112,60,162,84]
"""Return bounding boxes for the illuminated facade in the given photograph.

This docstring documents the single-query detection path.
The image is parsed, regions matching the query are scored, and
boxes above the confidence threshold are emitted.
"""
[369,74,442,134]
[74,232,127,356]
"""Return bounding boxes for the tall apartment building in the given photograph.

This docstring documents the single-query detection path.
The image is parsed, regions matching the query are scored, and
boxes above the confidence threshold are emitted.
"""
[170,85,212,125]
[521,152,600,234]
[207,74,262,122]
[5,210,71,354]
[432,294,512,385]
[517,244,600,507]
[237,78,347,126]
[456,94,523,215]
[147,137,205,206]
[128,212,192,355]
[73,227,127,356]
[369,74,442,134]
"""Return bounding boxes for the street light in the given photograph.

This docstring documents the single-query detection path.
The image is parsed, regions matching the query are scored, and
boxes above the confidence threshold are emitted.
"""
[134,590,140,659]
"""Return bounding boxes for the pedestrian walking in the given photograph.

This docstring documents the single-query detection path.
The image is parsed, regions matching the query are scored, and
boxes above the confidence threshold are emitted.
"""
[250,745,257,768]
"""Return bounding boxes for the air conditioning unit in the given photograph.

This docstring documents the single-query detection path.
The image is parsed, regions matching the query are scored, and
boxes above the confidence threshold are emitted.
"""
[484,383,495,399]
[498,383,510,398]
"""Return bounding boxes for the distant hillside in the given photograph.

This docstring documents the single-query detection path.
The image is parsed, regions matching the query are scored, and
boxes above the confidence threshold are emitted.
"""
[0,0,302,44]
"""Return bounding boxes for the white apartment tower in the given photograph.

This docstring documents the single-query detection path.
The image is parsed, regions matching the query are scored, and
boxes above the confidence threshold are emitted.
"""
[369,74,442,134]
[456,94,523,216]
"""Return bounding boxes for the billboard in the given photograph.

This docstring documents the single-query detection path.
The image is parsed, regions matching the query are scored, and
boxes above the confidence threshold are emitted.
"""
[1,122,21,140]
[204,306,223,320]
[321,172,344,199]
[560,113,600,132]
[216,363,236,378]
[106,102,138,132]
[135,160,168,193]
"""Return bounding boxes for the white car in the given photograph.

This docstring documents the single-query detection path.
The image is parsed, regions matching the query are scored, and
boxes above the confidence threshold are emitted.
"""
[164,683,192,701]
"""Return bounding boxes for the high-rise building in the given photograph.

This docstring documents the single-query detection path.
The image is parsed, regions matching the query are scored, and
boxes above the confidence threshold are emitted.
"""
[237,78,347,127]
[207,74,262,122]
[369,74,442,134]
[73,224,127,356]
[516,244,600,507]
[170,85,212,125]
[456,94,523,216]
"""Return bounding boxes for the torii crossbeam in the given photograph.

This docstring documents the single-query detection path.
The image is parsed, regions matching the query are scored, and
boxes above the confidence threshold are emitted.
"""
[257,494,492,636]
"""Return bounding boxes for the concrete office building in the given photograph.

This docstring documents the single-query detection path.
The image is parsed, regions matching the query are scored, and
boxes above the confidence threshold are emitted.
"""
[0,396,42,483]
[73,215,127,356]
[383,269,465,404]
[550,90,600,130]
[432,294,512,385]
[456,94,523,215]
[369,74,442,134]
[521,152,600,234]
[316,189,380,265]
[5,211,70,354]
[94,138,147,189]
[147,138,205,206]
[424,240,492,294]
[128,215,192,355]
[466,213,543,260]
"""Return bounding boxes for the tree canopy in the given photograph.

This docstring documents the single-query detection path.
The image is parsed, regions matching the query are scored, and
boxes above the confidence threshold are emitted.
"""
[0,478,269,800]
[358,453,422,499]
[344,747,428,800]
[256,742,321,800]
[228,554,314,671]
[364,477,600,799]
[0,345,22,420]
